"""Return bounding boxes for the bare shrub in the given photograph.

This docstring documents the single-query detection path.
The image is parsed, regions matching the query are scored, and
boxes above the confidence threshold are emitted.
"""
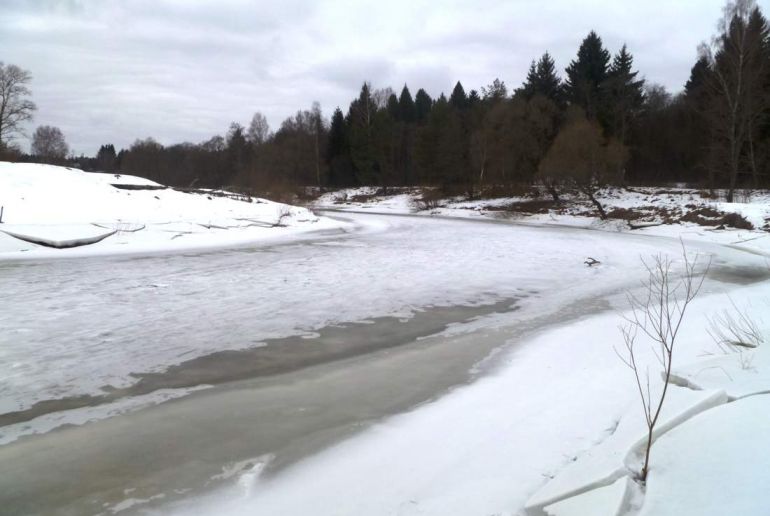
[708,298,763,351]
[616,245,709,481]
[679,208,754,229]
[415,188,445,211]
[501,199,556,214]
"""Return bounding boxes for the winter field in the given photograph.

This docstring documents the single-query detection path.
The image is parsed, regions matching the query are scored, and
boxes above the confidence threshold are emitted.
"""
[1,163,769,515]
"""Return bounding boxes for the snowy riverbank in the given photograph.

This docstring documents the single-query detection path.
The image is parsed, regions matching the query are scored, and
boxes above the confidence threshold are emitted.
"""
[314,185,770,256]
[0,162,345,259]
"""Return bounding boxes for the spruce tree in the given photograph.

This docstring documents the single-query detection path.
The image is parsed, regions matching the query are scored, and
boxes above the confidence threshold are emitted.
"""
[520,53,563,106]
[327,107,353,186]
[449,81,469,110]
[564,31,611,120]
[605,44,645,142]
[414,88,433,123]
[399,85,416,123]
[521,60,539,98]
[468,89,481,106]
[386,93,400,120]
[348,82,380,184]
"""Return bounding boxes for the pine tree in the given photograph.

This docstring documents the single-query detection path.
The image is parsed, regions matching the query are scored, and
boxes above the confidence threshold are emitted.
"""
[564,31,611,120]
[449,81,469,110]
[414,88,433,123]
[399,85,416,123]
[605,44,645,143]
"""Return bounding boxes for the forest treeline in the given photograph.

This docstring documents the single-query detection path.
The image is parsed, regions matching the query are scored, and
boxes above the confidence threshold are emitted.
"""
[4,1,770,203]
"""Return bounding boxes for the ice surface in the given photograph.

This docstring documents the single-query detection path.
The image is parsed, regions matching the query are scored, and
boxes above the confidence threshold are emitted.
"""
[639,394,770,516]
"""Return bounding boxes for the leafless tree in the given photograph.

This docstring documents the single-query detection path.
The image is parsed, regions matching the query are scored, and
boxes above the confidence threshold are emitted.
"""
[699,0,769,200]
[616,245,709,481]
[31,125,69,161]
[372,87,395,109]
[0,62,37,148]
[309,101,326,187]
[247,112,271,145]
[538,107,627,218]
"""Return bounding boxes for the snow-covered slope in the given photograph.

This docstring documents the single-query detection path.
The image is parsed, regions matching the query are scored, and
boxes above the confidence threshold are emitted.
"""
[0,162,343,257]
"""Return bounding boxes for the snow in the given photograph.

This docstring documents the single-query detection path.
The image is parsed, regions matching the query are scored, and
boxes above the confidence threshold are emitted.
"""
[158,275,769,516]
[639,394,770,516]
[670,344,770,400]
[524,389,727,516]
[0,224,116,248]
[543,476,633,516]
[0,162,343,258]
[313,186,770,256]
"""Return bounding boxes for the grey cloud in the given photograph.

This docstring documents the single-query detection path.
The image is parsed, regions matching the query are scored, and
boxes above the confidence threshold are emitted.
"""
[0,0,727,155]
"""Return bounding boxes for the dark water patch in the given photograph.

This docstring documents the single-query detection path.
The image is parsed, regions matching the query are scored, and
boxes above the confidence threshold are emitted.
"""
[707,263,770,285]
[0,299,519,428]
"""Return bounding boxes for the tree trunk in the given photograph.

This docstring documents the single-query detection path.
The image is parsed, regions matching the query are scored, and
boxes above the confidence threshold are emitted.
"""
[546,182,560,202]
[584,188,607,219]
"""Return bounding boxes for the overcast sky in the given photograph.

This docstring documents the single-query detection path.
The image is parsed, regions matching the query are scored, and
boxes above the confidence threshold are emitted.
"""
[1,0,727,155]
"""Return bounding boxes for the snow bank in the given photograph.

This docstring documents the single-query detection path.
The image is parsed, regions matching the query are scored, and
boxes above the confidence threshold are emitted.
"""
[639,394,770,516]
[524,389,727,516]
[543,476,632,516]
[0,162,343,257]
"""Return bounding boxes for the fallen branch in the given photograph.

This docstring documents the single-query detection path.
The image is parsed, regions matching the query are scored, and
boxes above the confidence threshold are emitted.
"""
[584,257,601,267]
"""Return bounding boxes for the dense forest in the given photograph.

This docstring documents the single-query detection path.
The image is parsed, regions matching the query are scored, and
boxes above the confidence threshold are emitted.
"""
[3,1,770,203]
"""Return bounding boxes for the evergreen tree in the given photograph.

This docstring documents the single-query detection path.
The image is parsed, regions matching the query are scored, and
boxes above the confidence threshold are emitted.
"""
[564,31,611,120]
[468,89,481,107]
[449,81,469,110]
[521,60,538,98]
[684,56,711,104]
[398,85,416,123]
[326,107,355,187]
[225,122,249,186]
[348,82,380,184]
[605,44,645,143]
[386,93,400,120]
[96,143,117,172]
[520,53,563,106]
[414,88,433,123]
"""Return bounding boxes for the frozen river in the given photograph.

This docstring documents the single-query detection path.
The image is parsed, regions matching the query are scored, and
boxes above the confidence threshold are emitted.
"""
[0,211,764,515]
